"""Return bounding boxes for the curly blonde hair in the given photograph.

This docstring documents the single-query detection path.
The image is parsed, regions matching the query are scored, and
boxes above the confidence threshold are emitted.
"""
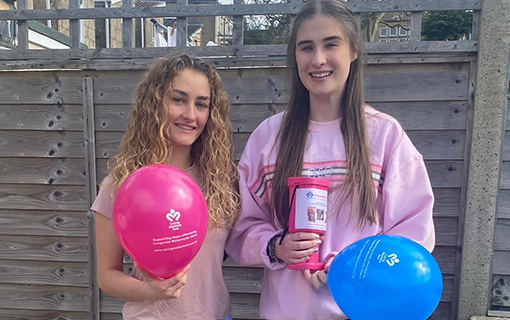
[108,53,240,228]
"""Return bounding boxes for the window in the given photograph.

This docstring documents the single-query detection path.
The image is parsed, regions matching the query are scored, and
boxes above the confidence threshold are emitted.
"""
[379,27,388,37]
[399,27,408,36]
[379,38,387,42]
[389,27,398,37]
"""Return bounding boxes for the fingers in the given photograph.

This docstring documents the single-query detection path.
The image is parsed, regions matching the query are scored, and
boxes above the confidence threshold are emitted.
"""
[303,269,327,290]
[276,232,322,264]
[317,270,328,285]
[144,264,191,301]
[324,256,334,273]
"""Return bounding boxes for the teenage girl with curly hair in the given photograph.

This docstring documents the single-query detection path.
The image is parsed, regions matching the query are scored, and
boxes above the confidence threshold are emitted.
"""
[92,53,240,320]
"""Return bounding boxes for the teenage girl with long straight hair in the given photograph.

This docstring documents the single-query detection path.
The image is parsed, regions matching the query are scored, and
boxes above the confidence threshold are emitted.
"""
[226,1,435,319]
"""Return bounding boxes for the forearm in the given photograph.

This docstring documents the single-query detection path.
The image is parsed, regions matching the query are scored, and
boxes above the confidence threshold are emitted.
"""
[97,268,155,302]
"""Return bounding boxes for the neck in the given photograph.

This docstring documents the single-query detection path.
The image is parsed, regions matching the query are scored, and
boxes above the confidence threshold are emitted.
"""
[309,93,342,122]
[167,147,193,170]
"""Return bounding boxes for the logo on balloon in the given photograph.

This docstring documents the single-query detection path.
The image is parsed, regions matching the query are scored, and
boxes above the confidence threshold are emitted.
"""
[166,209,182,230]
[386,253,400,266]
[377,251,400,266]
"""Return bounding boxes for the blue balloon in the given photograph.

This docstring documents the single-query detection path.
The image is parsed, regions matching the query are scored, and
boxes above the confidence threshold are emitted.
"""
[327,235,443,320]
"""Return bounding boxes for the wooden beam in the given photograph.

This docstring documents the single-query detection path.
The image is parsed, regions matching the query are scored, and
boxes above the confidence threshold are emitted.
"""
[122,0,133,48]
[69,0,80,49]
[232,0,244,46]
[0,0,481,21]
[82,77,100,320]
[176,0,187,47]
[16,0,28,50]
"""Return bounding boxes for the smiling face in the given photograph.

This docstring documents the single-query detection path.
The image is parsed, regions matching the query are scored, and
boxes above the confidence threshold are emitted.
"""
[295,14,357,105]
[167,68,211,154]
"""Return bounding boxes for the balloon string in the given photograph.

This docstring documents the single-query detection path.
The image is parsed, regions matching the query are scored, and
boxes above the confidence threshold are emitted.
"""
[279,184,298,246]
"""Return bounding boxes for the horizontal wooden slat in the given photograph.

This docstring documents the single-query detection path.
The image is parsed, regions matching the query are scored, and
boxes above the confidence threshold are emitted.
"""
[0,158,86,185]
[0,73,83,105]
[93,100,467,133]
[0,52,477,71]
[494,218,510,251]
[95,130,465,161]
[0,210,88,237]
[435,217,459,247]
[407,131,465,160]
[0,131,84,158]
[492,250,510,275]
[0,104,83,131]
[230,293,262,319]
[0,0,480,21]
[500,162,510,189]
[430,302,452,320]
[223,266,263,294]
[0,260,89,287]
[0,41,479,62]
[0,309,91,320]
[426,160,463,188]
[0,235,88,262]
[0,185,87,211]
[497,190,510,219]
[501,131,510,161]
[0,283,90,312]
[91,64,469,104]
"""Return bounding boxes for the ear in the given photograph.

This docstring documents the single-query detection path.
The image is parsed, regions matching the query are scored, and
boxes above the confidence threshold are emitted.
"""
[350,49,358,63]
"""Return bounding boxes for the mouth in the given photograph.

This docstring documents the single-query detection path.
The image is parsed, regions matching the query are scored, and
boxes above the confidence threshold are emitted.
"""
[310,71,332,78]
[175,123,195,131]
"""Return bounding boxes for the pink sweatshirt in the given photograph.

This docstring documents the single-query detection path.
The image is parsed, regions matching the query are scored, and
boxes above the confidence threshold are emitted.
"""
[225,108,435,320]
[92,166,231,320]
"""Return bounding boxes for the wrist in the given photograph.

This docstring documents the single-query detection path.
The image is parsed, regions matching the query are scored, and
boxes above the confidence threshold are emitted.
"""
[267,235,284,263]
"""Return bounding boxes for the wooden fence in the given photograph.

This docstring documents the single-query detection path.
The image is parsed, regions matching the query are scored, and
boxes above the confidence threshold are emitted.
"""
[1,0,509,320]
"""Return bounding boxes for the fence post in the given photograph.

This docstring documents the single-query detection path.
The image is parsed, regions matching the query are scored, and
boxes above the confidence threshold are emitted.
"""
[457,0,510,319]
[83,77,100,320]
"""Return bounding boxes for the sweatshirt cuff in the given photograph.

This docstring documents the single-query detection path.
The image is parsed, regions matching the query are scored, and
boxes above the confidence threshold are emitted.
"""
[261,231,287,270]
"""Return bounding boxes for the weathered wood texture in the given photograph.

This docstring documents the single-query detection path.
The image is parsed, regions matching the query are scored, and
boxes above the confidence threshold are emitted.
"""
[0,57,471,320]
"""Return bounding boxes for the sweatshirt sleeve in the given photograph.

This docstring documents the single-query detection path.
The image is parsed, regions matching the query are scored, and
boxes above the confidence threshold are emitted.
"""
[377,132,436,252]
[225,115,287,269]
[225,164,285,269]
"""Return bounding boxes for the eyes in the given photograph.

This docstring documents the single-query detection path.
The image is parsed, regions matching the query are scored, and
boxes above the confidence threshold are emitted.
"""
[172,96,210,110]
[298,42,339,52]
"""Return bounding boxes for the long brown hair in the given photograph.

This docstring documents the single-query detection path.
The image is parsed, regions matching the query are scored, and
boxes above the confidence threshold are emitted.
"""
[108,53,240,228]
[271,0,376,228]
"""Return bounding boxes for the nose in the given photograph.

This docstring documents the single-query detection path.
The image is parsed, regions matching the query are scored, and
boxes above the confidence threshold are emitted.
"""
[311,48,326,67]
[182,102,196,120]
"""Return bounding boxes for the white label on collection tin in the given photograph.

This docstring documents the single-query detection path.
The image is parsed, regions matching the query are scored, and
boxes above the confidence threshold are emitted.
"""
[294,188,328,231]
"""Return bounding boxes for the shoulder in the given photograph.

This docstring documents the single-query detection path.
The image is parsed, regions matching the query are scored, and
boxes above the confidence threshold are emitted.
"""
[363,105,421,163]
[251,112,285,137]
[242,112,284,154]
[364,106,403,132]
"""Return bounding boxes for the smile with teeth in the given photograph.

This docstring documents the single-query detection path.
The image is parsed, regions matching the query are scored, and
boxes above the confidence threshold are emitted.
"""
[310,71,332,78]
[176,123,195,130]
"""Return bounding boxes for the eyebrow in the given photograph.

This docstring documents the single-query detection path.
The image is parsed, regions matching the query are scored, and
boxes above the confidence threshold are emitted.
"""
[173,89,210,101]
[297,35,343,47]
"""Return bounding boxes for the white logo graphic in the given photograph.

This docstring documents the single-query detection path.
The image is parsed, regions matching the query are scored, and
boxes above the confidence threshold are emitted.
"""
[166,209,181,222]
[307,167,333,178]
[386,253,400,266]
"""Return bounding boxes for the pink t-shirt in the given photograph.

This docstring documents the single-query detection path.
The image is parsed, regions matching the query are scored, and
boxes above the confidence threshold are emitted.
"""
[92,166,231,320]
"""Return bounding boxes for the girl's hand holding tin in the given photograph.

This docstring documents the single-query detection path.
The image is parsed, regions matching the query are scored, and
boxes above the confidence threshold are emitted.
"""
[275,232,322,264]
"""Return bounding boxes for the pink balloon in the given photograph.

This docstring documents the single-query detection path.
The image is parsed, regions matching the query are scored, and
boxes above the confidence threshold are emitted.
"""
[113,164,208,279]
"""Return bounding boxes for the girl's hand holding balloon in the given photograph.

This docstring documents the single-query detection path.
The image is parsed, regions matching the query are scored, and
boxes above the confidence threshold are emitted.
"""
[275,232,322,264]
[303,256,334,290]
[140,265,191,301]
